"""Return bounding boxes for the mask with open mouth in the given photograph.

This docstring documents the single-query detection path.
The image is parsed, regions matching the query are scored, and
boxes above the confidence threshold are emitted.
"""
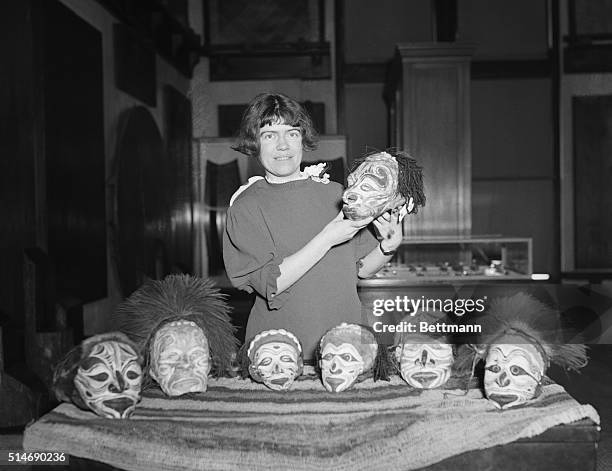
[246,329,303,391]
[342,150,425,221]
[53,332,143,419]
[393,313,455,390]
[484,341,545,409]
[150,320,211,396]
[115,275,239,397]
[455,292,589,411]
[318,323,378,393]
[396,342,454,389]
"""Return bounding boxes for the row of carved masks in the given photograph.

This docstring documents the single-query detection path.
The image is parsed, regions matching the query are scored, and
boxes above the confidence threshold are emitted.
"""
[394,337,547,409]
[60,322,552,413]
[245,325,377,393]
[246,325,456,395]
[57,319,217,418]
[394,339,545,409]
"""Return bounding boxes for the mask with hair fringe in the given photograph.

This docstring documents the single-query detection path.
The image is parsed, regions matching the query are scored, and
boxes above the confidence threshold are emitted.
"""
[114,275,238,396]
[342,150,425,221]
[456,292,588,409]
[53,332,142,419]
[318,323,378,393]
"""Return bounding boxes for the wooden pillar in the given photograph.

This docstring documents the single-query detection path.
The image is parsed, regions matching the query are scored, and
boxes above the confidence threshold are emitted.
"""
[387,43,474,238]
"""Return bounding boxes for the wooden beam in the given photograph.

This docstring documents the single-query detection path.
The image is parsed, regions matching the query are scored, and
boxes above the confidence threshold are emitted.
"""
[343,59,553,84]
[471,59,553,80]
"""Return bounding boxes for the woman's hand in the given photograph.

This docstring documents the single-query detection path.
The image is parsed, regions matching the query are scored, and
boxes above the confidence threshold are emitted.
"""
[321,211,374,248]
[373,198,413,252]
[276,211,373,294]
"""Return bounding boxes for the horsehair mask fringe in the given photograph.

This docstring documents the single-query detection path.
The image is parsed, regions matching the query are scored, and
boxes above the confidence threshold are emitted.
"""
[115,274,238,383]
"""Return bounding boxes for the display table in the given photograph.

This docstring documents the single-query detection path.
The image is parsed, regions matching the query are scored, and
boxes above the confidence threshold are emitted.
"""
[23,372,599,471]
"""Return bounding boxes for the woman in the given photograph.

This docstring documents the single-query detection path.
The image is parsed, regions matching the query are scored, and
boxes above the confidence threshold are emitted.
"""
[223,93,402,359]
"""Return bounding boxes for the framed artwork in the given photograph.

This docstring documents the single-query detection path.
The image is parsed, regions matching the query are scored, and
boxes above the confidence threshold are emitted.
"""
[204,0,323,46]
[203,0,330,80]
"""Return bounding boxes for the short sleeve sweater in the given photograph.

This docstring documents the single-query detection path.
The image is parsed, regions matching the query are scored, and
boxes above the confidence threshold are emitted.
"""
[223,177,377,359]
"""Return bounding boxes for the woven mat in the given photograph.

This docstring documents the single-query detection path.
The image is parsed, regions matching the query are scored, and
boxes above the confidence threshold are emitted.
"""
[23,373,600,471]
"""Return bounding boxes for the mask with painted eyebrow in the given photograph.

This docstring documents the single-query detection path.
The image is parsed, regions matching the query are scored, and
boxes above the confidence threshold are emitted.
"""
[74,340,142,418]
[484,343,545,409]
[149,321,211,396]
[342,152,407,220]
[395,342,453,389]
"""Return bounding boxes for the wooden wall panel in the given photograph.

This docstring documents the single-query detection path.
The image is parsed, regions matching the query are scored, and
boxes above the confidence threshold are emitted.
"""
[112,107,167,296]
[458,0,548,59]
[345,84,388,164]
[43,0,107,304]
[344,0,432,62]
[572,95,612,269]
[472,79,553,179]
[389,44,473,237]
[0,0,41,365]
[164,85,194,274]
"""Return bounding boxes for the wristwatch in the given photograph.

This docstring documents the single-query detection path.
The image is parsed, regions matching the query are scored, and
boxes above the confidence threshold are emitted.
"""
[379,241,397,257]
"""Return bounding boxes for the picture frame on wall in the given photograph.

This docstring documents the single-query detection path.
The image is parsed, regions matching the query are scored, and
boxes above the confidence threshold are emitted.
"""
[202,0,330,80]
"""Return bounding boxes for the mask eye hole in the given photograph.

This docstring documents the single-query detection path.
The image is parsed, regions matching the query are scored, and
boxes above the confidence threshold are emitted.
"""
[258,358,272,367]
[126,371,140,380]
[486,365,501,374]
[510,365,528,376]
[90,372,109,382]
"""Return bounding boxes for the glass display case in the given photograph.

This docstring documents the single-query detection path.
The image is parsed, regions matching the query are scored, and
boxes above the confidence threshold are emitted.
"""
[359,237,532,286]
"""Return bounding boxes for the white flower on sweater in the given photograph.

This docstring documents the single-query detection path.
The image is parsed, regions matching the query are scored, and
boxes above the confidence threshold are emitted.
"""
[302,163,330,184]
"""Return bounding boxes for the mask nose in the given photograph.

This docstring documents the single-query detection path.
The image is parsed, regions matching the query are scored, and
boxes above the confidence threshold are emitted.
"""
[496,371,511,387]
[109,371,126,393]
[330,358,341,374]
[273,362,281,374]
[420,350,428,366]
[178,354,191,368]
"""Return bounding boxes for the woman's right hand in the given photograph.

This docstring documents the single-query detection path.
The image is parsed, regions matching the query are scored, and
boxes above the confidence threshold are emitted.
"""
[320,211,373,247]
[276,211,373,295]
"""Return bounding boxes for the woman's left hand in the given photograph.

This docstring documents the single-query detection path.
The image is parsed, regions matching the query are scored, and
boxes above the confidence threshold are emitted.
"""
[372,199,413,252]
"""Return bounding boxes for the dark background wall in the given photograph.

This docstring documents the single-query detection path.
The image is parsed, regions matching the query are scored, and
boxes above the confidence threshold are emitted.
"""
[0,0,193,375]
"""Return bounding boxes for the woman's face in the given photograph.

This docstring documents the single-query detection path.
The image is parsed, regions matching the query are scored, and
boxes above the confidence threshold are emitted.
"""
[258,122,303,179]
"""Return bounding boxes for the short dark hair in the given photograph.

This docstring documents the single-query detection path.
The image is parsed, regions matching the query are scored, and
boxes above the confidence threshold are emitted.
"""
[232,93,317,157]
